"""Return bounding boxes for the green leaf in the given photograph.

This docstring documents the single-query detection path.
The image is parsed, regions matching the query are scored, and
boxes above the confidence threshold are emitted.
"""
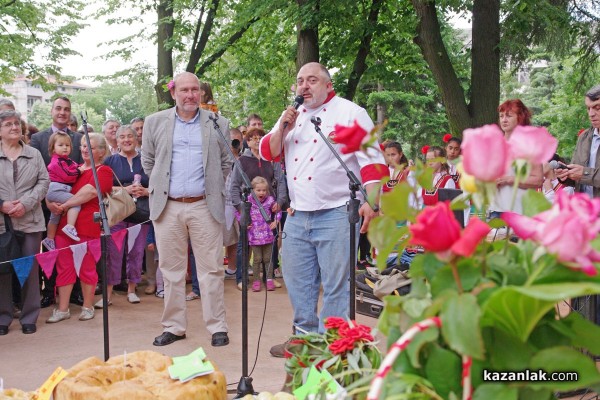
[562,312,600,355]
[473,384,518,400]
[441,293,485,359]
[380,181,416,221]
[406,327,439,368]
[529,347,600,390]
[481,283,600,341]
[521,189,552,217]
[430,260,481,297]
[424,344,462,399]
[482,327,533,371]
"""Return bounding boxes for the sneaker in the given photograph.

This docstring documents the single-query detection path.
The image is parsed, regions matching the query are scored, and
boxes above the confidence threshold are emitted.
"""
[46,308,70,324]
[94,298,112,309]
[224,269,236,280]
[237,282,242,291]
[144,284,156,295]
[41,238,55,251]
[273,279,282,288]
[155,289,164,298]
[127,293,141,304]
[252,281,261,292]
[274,268,283,278]
[185,292,200,301]
[61,224,80,241]
[266,279,276,291]
[79,307,94,321]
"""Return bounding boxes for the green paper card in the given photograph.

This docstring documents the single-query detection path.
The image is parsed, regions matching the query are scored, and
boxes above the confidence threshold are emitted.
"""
[293,366,346,400]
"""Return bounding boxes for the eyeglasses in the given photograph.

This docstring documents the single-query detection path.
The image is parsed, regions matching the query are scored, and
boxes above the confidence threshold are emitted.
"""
[248,136,262,142]
[1,121,21,129]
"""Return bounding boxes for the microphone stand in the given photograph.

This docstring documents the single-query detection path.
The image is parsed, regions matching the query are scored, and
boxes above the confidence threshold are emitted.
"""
[81,112,111,361]
[208,113,271,398]
[310,116,378,320]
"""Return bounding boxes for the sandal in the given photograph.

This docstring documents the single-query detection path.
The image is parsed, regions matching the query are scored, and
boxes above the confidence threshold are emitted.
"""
[185,292,200,301]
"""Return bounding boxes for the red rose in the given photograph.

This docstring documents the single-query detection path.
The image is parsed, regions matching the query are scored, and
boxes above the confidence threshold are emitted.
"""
[410,202,490,260]
[329,337,356,355]
[331,120,368,154]
[324,317,348,330]
[443,133,452,143]
[451,217,490,257]
[409,202,461,253]
[421,145,430,155]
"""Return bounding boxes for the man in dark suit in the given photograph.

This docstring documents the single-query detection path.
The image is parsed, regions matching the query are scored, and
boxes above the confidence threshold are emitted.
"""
[30,96,84,308]
[30,96,83,166]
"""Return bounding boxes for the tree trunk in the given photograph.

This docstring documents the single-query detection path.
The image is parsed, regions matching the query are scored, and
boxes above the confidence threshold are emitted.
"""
[469,0,500,127]
[345,0,383,101]
[296,0,319,71]
[186,0,219,74]
[156,0,175,107]
[412,0,470,133]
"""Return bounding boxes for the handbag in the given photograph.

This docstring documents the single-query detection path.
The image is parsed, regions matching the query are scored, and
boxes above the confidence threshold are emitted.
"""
[103,170,136,227]
[0,214,23,274]
[124,195,150,224]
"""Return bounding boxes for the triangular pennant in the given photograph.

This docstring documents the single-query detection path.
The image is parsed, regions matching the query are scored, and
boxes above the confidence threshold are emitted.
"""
[12,256,35,287]
[71,242,88,277]
[112,229,128,253]
[127,224,142,253]
[87,239,101,263]
[36,250,59,280]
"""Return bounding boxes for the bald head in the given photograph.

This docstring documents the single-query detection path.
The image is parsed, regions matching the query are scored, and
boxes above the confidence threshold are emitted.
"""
[170,72,201,119]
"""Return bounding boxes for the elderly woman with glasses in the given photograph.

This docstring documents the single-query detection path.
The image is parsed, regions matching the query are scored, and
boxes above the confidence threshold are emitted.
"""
[0,110,49,335]
[45,132,113,324]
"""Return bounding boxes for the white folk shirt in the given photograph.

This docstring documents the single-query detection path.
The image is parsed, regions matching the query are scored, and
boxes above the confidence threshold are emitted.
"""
[260,94,388,212]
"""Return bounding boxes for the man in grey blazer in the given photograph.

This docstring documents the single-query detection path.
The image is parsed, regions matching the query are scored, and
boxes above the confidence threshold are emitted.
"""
[142,72,233,347]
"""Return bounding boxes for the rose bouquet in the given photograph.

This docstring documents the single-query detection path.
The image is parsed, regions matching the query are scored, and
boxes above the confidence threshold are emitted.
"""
[330,122,600,399]
[284,317,381,396]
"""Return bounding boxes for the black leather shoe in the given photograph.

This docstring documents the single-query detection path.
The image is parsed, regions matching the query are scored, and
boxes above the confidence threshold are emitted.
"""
[22,324,36,334]
[40,295,55,308]
[0,325,8,335]
[211,332,229,347]
[153,332,186,346]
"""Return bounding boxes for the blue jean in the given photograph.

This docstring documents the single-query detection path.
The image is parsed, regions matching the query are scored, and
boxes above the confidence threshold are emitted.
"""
[282,206,356,334]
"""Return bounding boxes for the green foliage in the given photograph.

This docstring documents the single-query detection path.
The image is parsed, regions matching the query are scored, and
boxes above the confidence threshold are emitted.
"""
[0,0,84,88]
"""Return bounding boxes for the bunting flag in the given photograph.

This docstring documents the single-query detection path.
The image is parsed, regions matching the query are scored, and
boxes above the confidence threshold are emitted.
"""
[127,225,142,254]
[12,256,35,287]
[87,239,101,263]
[71,242,88,277]
[112,229,128,253]
[36,250,59,280]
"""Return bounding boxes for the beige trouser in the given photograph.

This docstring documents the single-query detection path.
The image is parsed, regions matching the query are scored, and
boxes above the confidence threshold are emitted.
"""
[154,199,227,336]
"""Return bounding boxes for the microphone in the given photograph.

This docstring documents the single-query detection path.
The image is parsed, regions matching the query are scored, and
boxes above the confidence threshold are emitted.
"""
[310,116,321,127]
[549,160,569,170]
[283,95,304,129]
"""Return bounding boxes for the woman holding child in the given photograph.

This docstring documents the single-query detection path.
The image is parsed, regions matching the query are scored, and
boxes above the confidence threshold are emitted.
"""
[0,110,49,335]
[46,132,113,323]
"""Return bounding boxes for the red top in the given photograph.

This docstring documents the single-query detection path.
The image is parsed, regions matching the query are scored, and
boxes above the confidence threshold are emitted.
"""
[58,166,113,238]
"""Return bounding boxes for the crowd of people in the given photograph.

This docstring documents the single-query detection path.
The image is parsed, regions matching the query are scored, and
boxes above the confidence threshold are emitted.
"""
[0,66,599,360]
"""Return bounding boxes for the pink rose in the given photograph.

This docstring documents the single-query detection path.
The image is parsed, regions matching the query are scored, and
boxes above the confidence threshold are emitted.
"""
[508,125,557,165]
[331,120,367,154]
[503,192,600,276]
[461,124,510,182]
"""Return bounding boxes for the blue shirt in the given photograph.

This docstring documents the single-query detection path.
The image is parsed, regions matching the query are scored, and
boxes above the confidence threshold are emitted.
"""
[104,153,149,187]
[168,110,205,197]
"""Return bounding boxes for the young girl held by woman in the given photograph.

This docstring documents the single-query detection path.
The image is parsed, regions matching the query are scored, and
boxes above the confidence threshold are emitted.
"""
[42,131,81,250]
